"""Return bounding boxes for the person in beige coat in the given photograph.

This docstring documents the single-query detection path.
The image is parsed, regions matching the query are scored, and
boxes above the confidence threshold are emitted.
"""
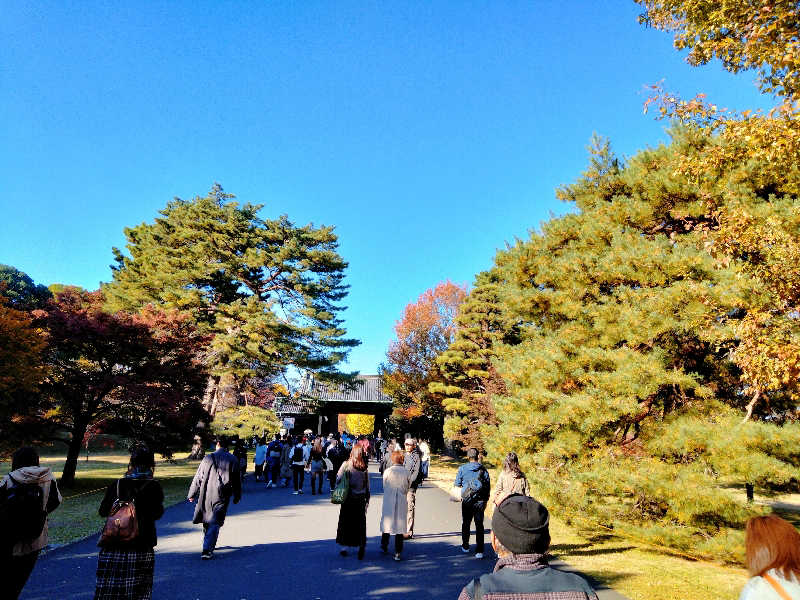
[0,447,62,600]
[491,452,529,506]
[380,450,410,561]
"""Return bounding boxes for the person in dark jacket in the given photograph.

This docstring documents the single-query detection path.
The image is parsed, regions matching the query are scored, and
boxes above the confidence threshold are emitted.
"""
[326,438,347,493]
[0,446,62,600]
[94,445,164,600]
[457,495,598,600]
[403,438,423,538]
[454,447,491,557]
[187,436,242,559]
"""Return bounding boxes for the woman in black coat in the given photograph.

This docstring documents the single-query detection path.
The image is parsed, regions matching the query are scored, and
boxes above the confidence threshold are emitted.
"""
[94,446,164,600]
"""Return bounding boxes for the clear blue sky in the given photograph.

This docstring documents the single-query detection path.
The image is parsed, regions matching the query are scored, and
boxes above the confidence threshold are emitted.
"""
[1,2,771,375]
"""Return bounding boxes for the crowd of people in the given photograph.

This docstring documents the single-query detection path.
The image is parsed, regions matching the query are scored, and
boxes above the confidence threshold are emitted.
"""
[2,436,800,600]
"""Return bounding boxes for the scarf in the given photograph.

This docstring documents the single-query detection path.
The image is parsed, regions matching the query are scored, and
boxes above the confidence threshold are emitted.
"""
[494,553,549,573]
[125,468,154,480]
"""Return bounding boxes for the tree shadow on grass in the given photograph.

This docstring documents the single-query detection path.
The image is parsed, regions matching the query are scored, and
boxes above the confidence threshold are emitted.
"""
[550,543,636,558]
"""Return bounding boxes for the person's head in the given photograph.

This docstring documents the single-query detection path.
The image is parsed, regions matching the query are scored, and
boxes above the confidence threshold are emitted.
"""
[745,515,800,579]
[467,447,479,462]
[404,438,416,452]
[491,495,550,557]
[274,432,280,441]
[11,447,39,471]
[313,438,323,453]
[503,452,523,476]
[216,436,230,450]
[391,450,405,465]
[129,446,155,472]
[350,445,367,471]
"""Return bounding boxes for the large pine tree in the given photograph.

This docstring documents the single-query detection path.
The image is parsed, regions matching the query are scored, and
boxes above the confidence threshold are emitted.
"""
[104,184,359,414]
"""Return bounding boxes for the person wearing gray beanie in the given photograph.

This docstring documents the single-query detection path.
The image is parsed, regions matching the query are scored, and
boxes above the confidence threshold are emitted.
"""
[456,495,598,600]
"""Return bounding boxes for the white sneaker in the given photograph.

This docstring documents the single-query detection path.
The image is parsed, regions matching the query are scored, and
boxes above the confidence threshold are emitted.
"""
[292,491,299,495]
[461,547,470,554]
[475,553,484,559]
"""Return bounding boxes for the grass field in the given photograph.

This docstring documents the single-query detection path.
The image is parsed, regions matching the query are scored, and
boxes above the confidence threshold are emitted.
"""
[427,455,751,600]
[1,446,202,547]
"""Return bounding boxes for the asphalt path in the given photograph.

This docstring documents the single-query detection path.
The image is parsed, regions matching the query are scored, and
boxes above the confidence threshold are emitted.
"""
[21,464,628,600]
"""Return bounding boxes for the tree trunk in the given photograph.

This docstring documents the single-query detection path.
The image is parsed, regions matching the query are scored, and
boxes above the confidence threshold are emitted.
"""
[204,375,221,417]
[61,421,88,488]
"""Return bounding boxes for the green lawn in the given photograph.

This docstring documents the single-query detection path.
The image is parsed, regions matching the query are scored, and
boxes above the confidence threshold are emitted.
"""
[427,455,751,600]
[1,447,203,547]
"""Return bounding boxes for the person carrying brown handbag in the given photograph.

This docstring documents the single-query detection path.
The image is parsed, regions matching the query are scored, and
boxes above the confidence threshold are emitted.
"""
[94,446,164,600]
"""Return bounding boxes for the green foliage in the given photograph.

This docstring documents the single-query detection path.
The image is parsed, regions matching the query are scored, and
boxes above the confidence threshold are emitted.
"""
[103,184,359,414]
[430,275,511,451]
[483,130,800,562]
[210,405,280,440]
[0,264,52,310]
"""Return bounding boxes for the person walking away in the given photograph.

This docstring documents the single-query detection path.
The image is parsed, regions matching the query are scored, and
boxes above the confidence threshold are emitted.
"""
[308,438,326,495]
[457,495,598,599]
[455,447,490,557]
[403,438,423,538]
[187,436,242,559]
[380,451,411,561]
[290,438,306,494]
[94,446,164,600]
[0,446,62,600]
[254,437,267,482]
[335,445,370,559]
[418,439,431,479]
[326,439,347,493]
[492,452,529,507]
[279,435,293,487]
[265,433,283,488]
[739,515,800,599]
[232,438,247,484]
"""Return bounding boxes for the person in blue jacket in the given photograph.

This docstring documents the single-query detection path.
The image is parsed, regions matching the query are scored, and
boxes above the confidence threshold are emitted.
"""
[265,433,283,488]
[454,448,491,558]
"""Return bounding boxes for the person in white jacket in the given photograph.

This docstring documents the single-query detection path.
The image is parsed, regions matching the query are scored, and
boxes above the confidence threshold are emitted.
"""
[0,446,62,600]
[380,450,411,561]
[739,515,800,600]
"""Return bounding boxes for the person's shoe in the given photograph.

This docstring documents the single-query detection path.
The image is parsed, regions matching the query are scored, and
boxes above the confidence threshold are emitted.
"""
[475,552,484,559]
[266,481,273,488]
[292,490,299,495]
[201,550,213,560]
[461,546,470,553]
[358,546,365,560]
[298,489,303,494]
[340,549,348,557]
[393,553,401,561]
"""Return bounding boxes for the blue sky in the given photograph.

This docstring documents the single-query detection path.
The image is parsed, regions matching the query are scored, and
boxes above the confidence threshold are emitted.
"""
[1,2,771,375]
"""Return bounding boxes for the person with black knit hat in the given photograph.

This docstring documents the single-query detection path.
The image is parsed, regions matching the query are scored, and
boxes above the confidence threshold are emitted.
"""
[457,494,598,600]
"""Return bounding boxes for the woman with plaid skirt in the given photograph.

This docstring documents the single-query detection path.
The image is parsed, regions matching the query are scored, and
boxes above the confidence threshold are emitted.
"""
[94,446,164,600]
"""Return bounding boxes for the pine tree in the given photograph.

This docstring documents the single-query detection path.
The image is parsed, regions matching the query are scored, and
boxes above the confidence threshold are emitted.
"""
[104,184,359,414]
[484,131,800,562]
[429,274,510,452]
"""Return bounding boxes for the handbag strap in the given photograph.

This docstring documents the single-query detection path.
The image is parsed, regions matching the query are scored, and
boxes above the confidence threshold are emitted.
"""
[763,573,792,600]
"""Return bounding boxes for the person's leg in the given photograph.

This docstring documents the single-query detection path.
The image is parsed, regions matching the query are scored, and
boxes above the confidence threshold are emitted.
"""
[395,534,404,554]
[9,550,40,599]
[461,501,472,550]
[328,470,336,491]
[317,472,323,494]
[272,462,281,486]
[381,532,389,551]
[311,472,317,494]
[292,465,300,491]
[203,509,223,554]
[474,503,485,554]
[299,468,305,492]
[406,488,416,536]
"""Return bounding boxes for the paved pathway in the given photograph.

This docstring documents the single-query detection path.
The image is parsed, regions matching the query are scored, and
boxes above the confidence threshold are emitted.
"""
[21,465,628,599]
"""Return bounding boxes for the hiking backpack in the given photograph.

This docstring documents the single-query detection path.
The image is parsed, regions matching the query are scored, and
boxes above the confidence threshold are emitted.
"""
[0,475,47,546]
[98,479,148,548]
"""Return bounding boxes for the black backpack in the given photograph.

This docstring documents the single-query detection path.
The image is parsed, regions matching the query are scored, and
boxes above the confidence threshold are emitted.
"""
[292,446,304,462]
[461,467,488,504]
[0,475,47,546]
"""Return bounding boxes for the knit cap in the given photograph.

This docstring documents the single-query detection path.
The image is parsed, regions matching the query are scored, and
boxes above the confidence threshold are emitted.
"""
[491,494,550,554]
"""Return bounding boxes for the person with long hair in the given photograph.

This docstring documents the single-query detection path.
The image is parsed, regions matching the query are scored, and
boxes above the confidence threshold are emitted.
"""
[740,515,800,599]
[491,452,529,506]
[335,444,370,559]
[0,446,62,600]
[94,446,164,599]
[308,437,326,495]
